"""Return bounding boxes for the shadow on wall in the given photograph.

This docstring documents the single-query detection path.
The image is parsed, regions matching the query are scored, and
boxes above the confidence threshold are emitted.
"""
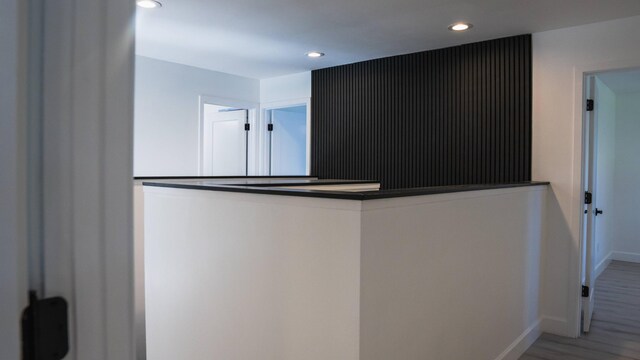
[542,186,575,335]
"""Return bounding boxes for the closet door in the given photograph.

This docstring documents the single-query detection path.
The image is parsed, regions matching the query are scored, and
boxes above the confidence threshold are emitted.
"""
[203,109,248,176]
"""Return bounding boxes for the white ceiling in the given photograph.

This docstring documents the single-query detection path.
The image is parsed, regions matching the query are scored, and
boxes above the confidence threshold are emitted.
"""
[135,0,640,79]
[598,69,640,95]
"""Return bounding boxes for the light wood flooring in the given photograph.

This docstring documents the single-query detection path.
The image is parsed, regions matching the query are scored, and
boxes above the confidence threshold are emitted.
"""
[520,260,640,359]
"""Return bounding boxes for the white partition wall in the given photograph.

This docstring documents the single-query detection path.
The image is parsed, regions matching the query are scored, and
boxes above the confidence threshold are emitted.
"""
[144,189,361,360]
[360,187,546,360]
[144,185,546,360]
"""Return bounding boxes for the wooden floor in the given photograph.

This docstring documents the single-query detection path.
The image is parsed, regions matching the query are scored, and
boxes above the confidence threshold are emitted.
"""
[520,261,640,359]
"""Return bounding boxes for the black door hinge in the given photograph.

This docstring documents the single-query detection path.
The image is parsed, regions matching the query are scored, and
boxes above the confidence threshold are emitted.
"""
[585,191,592,205]
[267,124,274,131]
[244,123,250,131]
[582,285,590,297]
[586,99,594,111]
[21,291,69,360]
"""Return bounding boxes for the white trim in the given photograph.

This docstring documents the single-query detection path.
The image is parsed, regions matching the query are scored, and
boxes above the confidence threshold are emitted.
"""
[581,75,597,333]
[592,251,640,283]
[494,319,542,360]
[198,95,260,176]
[611,251,640,264]
[569,58,640,338]
[259,97,312,176]
[305,101,311,176]
[594,251,613,280]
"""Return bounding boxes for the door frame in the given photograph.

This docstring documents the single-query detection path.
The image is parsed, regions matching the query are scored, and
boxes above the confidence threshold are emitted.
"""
[0,0,29,357]
[41,0,136,357]
[568,59,640,337]
[580,75,597,333]
[198,95,259,175]
[259,98,311,176]
[2,0,137,357]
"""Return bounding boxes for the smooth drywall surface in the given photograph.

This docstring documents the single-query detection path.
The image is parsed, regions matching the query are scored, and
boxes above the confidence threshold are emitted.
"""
[594,78,616,267]
[532,15,640,335]
[144,187,361,360]
[260,71,311,104]
[144,185,545,360]
[613,92,640,256]
[133,183,146,360]
[360,186,546,360]
[134,56,260,176]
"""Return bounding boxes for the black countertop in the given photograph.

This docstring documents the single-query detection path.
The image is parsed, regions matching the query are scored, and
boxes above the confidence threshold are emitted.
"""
[141,177,549,201]
[134,175,315,180]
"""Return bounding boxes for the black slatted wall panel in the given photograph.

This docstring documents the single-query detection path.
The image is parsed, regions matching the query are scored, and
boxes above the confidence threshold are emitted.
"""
[311,34,531,189]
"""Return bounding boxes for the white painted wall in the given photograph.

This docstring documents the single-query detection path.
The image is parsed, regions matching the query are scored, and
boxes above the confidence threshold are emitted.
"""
[144,187,362,360]
[360,186,546,360]
[532,15,640,336]
[613,92,640,257]
[144,185,546,360]
[134,56,260,176]
[593,78,616,268]
[134,61,311,176]
[260,71,311,103]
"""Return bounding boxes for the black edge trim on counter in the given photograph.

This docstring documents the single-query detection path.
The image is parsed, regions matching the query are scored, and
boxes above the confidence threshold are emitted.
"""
[236,180,378,187]
[134,176,315,180]
[142,181,549,201]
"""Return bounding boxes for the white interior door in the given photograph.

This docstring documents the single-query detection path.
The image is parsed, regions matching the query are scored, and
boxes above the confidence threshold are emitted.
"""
[203,108,248,176]
[269,106,307,176]
[582,75,598,333]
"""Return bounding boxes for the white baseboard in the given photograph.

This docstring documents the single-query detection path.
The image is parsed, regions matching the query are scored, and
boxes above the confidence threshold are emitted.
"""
[594,251,613,280]
[494,319,542,360]
[611,251,640,264]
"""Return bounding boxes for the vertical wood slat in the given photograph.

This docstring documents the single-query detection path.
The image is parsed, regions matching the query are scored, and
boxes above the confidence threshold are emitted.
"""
[311,34,532,189]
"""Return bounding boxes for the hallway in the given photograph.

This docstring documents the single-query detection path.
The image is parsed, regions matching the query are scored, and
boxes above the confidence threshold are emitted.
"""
[521,261,640,359]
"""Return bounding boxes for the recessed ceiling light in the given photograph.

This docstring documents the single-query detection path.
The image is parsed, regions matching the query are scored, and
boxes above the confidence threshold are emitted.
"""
[448,23,472,32]
[137,0,162,9]
[306,51,325,58]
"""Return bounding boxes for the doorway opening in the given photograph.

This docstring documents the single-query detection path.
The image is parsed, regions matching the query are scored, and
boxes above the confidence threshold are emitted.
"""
[198,96,259,176]
[579,67,640,337]
[264,104,308,176]
[201,104,249,176]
